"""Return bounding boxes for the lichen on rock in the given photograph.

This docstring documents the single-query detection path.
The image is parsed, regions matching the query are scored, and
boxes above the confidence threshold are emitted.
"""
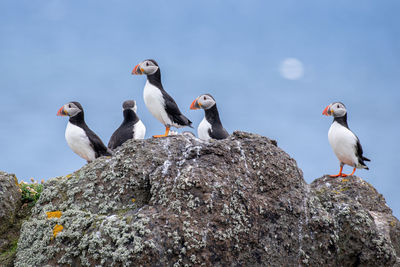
[12,131,400,266]
[0,172,24,267]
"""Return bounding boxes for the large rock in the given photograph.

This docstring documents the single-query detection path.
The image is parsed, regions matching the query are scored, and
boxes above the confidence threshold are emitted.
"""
[305,176,400,266]
[14,132,400,266]
[0,172,21,266]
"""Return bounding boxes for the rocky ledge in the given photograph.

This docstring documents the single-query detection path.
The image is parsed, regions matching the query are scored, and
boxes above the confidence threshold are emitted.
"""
[7,131,400,266]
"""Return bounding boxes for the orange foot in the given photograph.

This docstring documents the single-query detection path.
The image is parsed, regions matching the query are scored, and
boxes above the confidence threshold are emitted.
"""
[330,172,352,177]
[348,167,356,176]
[153,126,170,138]
[329,166,344,178]
[329,167,356,178]
[153,134,168,138]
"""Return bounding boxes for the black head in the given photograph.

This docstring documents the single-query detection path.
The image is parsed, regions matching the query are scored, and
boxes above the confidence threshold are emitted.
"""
[132,59,160,75]
[122,100,137,112]
[57,101,84,117]
[190,93,217,110]
[323,101,347,118]
[145,59,159,67]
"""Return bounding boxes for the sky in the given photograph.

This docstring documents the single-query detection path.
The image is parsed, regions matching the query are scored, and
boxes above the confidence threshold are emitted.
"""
[0,1,399,216]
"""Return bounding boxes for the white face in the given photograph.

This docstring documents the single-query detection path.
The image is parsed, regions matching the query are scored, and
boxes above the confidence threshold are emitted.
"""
[139,60,159,75]
[196,94,216,110]
[63,102,82,117]
[329,102,347,117]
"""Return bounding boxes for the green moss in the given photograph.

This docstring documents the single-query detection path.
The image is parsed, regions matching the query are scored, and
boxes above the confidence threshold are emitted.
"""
[117,208,132,217]
[20,182,43,207]
[0,238,18,266]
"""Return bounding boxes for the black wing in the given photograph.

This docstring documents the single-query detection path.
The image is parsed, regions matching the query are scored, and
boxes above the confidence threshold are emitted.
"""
[161,90,192,127]
[108,122,134,150]
[82,125,112,158]
[355,137,370,164]
[209,125,229,140]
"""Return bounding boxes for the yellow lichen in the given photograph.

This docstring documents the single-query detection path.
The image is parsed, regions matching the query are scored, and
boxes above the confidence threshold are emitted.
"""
[53,224,63,237]
[47,211,62,219]
[65,174,72,178]
[132,198,136,203]
[341,178,349,182]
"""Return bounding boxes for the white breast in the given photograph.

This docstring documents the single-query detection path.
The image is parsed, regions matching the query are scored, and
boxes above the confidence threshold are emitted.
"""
[133,120,146,139]
[198,117,212,140]
[65,122,96,162]
[143,80,172,127]
[328,121,358,167]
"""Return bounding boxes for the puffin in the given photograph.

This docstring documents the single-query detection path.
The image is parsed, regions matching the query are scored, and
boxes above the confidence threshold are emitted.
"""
[322,102,370,177]
[131,59,192,137]
[108,100,146,149]
[190,94,229,140]
[57,101,111,163]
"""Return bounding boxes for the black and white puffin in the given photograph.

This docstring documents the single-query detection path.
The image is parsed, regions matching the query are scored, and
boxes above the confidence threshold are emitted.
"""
[190,94,229,140]
[108,100,146,149]
[57,101,111,163]
[131,59,192,138]
[322,102,370,177]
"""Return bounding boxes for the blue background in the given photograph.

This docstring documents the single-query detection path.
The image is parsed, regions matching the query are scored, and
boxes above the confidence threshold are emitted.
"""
[1,1,399,217]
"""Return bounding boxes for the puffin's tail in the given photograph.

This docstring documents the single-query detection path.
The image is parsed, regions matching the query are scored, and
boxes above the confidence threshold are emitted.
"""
[102,147,113,156]
[358,156,370,170]
[177,114,192,128]
[363,156,371,162]
[185,117,193,128]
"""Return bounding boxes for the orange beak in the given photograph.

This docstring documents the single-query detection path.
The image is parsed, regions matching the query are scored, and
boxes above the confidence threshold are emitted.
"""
[131,64,143,75]
[322,104,331,116]
[57,106,67,116]
[190,98,201,110]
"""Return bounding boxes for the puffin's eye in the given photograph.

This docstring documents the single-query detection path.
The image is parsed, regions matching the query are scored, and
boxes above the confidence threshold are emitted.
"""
[146,62,149,66]
[337,104,340,108]
[68,104,71,108]
[203,96,207,100]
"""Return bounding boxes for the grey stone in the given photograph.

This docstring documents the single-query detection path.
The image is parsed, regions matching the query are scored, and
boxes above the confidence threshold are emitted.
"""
[13,131,400,266]
[0,171,21,266]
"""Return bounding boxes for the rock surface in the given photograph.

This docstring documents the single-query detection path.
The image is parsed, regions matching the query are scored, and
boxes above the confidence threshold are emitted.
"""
[0,172,21,266]
[13,131,400,266]
[307,176,400,266]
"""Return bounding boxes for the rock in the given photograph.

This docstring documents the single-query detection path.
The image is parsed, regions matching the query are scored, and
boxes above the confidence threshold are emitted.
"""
[13,131,400,266]
[0,172,21,267]
[305,176,400,266]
